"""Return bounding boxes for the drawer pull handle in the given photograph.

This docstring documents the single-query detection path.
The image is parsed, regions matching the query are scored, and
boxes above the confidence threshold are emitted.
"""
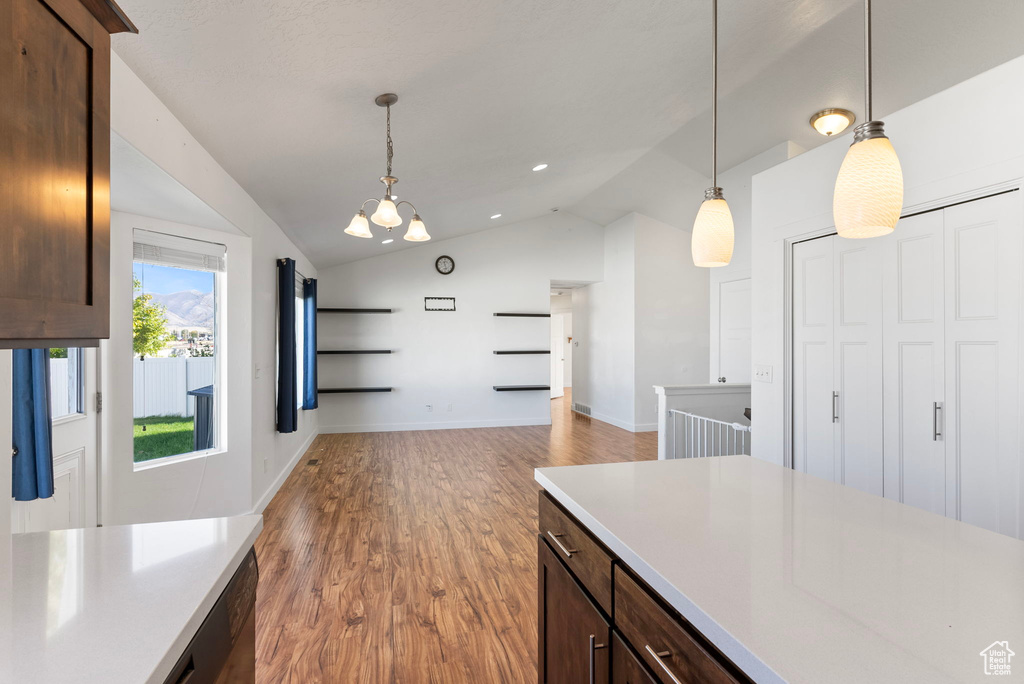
[588,634,607,684]
[645,645,683,684]
[546,531,577,558]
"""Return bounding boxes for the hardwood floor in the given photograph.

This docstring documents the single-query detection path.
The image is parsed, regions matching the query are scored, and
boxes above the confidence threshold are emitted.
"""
[254,391,656,683]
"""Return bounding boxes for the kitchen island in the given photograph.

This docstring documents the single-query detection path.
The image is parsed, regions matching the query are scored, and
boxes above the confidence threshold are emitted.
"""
[2,515,262,684]
[535,455,1024,683]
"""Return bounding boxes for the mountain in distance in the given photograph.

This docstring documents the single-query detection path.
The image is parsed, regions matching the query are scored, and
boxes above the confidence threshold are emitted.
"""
[149,290,215,331]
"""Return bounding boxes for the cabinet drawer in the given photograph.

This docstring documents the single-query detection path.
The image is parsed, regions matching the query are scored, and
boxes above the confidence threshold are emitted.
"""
[614,567,746,684]
[539,491,614,614]
[612,631,657,684]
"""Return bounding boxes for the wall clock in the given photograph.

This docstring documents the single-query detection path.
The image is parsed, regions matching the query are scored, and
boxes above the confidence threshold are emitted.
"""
[435,255,455,275]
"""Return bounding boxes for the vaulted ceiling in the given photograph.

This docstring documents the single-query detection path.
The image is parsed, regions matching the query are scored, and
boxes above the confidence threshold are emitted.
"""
[112,0,1024,267]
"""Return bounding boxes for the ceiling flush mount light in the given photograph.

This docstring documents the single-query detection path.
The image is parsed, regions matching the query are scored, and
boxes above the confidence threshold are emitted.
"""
[810,108,855,136]
[833,0,903,239]
[490,213,502,219]
[532,163,548,171]
[691,0,735,268]
[344,93,431,242]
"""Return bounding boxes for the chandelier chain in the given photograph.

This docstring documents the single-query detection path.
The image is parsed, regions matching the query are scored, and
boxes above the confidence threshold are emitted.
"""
[386,104,394,178]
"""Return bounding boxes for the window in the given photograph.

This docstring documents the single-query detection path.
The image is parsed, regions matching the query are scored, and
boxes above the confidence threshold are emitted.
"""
[49,347,84,420]
[132,230,225,464]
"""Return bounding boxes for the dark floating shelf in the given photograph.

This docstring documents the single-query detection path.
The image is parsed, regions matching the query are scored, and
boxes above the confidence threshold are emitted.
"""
[493,350,550,355]
[493,312,550,318]
[318,387,393,393]
[318,350,393,355]
[318,307,393,314]
[493,385,551,392]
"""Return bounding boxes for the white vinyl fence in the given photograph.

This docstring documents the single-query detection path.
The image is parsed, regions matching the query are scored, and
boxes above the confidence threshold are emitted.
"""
[132,357,215,418]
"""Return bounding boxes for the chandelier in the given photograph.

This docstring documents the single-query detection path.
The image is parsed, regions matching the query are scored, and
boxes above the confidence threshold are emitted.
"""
[344,93,430,242]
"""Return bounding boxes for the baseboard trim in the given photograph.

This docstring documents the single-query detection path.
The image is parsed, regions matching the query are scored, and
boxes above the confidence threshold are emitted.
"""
[589,410,637,433]
[634,422,658,433]
[251,429,317,515]
[320,416,552,434]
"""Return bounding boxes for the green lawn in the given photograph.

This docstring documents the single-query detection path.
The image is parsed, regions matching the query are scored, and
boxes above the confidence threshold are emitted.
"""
[134,416,194,463]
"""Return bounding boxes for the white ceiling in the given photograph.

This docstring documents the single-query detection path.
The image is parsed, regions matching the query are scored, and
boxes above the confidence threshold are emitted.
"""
[111,0,1024,268]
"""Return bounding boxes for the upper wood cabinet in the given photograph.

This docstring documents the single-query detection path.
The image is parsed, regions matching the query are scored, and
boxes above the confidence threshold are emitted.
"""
[1,0,135,348]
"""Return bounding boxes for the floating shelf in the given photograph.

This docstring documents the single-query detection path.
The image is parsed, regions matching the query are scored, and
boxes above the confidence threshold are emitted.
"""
[493,312,550,318]
[493,350,550,355]
[318,387,393,393]
[493,385,550,392]
[318,350,393,355]
[318,307,393,314]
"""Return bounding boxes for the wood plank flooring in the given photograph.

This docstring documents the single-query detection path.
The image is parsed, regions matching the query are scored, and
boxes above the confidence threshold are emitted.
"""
[255,392,656,683]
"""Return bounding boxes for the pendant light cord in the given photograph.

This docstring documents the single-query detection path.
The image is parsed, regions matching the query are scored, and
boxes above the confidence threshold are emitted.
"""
[385,103,394,177]
[711,0,718,187]
[864,0,872,121]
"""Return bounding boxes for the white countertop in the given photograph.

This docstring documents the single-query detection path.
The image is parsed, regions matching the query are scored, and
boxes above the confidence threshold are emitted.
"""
[535,456,1024,683]
[1,515,262,684]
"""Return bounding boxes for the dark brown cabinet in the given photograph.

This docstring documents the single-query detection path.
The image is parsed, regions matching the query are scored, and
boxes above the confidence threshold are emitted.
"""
[538,490,751,684]
[538,535,610,683]
[1,0,135,348]
[611,633,657,684]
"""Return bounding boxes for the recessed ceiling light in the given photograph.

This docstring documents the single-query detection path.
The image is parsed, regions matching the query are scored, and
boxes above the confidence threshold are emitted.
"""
[382,238,394,244]
[532,163,548,171]
[810,108,855,137]
[490,213,502,219]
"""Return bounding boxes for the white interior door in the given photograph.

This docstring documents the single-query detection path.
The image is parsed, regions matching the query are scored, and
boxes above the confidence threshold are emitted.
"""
[942,192,1021,536]
[717,278,752,383]
[832,238,884,496]
[13,347,98,533]
[792,238,836,481]
[881,210,946,512]
[550,314,564,399]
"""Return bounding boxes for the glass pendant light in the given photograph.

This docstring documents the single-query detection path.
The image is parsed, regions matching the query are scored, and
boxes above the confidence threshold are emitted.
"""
[404,215,430,242]
[344,210,373,238]
[833,0,903,238]
[344,94,430,242]
[691,0,735,268]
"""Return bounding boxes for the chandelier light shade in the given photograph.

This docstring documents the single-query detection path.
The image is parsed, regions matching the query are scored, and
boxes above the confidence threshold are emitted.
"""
[833,0,903,239]
[404,215,430,242]
[370,198,402,228]
[691,0,734,268]
[343,93,430,242]
[344,210,373,238]
[692,191,735,267]
[810,108,855,137]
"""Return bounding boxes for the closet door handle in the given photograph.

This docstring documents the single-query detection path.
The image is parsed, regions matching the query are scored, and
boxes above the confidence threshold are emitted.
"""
[832,391,840,423]
[933,402,943,441]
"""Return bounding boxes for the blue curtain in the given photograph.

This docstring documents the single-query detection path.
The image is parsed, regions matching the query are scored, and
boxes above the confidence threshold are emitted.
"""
[12,349,54,501]
[276,258,298,433]
[302,278,318,410]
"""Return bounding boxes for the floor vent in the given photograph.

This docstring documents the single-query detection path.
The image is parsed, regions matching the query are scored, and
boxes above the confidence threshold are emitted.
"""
[307,459,320,466]
[572,402,592,416]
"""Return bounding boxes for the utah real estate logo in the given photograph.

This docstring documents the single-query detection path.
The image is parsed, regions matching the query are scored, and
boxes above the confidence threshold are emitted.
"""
[980,641,1014,676]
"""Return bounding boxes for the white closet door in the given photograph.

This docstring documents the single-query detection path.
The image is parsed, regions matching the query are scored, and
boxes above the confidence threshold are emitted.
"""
[793,238,836,481]
[881,210,946,512]
[943,192,1021,537]
[717,278,752,383]
[833,238,884,496]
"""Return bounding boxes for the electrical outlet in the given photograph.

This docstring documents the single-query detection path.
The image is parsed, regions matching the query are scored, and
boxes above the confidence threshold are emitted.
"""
[263,457,269,473]
[754,364,773,383]
[426,404,433,412]
[447,403,453,412]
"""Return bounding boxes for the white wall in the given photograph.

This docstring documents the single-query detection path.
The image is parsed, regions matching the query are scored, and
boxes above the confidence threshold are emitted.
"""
[106,52,319,522]
[751,56,1024,467]
[573,215,637,430]
[634,214,709,430]
[314,212,604,432]
[572,213,709,432]
[708,143,802,382]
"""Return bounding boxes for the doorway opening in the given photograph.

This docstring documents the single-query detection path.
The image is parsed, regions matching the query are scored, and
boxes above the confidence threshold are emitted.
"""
[549,283,577,420]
